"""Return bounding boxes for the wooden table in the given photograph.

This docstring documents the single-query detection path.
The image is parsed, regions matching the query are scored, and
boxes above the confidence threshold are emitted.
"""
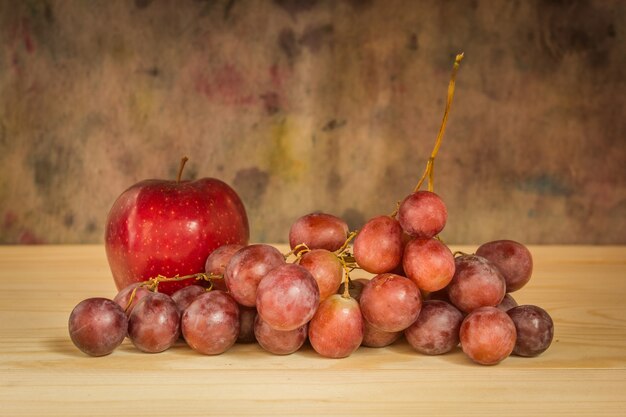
[0,245,624,416]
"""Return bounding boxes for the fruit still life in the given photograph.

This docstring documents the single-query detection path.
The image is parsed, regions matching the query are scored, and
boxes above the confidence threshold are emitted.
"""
[69,53,554,365]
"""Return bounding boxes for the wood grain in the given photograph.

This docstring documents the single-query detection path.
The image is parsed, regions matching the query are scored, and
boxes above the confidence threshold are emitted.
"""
[0,245,625,416]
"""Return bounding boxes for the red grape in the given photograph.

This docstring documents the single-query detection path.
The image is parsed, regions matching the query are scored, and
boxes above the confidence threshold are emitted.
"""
[238,306,257,343]
[397,191,447,238]
[362,321,401,348]
[205,243,244,291]
[405,300,463,355]
[299,249,344,300]
[496,293,518,312]
[476,240,533,292]
[353,215,404,274]
[254,315,308,355]
[128,292,180,353]
[460,306,517,365]
[308,294,364,358]
[402,237,455,292]
[68,298,128,356]
[448,254,506,313]
[507,305,554,357]
[182,291,240,355]
[359,273,422,332]
[171,284,206,314]
[256,264,320,331]
[289,212,349,252]
[224,244,285,307]
[113,282,152,316]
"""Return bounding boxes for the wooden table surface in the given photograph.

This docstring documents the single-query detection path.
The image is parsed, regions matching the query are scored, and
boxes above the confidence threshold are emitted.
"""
[0,244,625,416]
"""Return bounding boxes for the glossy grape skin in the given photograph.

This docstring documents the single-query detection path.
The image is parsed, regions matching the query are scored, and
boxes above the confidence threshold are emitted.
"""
[256,264,320,331]
[362,321,401,348]
[360,273,422,332]
[68,298,128,357]
[403,237,455,292]
[353,215,403,274]
[448,255,506,314]
[254,315,308,355]
[113,283,152,316]
[507,305,554,357]
[128,292,180,353]
[182,291,240,355]
[238,306,257,343]
[476,240,533,292]
[205,244,244,292]
[308,294,364,358]
[224,244,285,307]
[497,293,518,312]
[298,249,344,300]
[337,278,369,301]
[460,306,517,365]
[289,212,349,252]
[405,300,463,355]
[397,191,447,238]
[171,284,206,314]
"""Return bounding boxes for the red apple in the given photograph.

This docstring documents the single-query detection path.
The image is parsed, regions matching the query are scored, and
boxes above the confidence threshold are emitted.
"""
[105,160,249,295]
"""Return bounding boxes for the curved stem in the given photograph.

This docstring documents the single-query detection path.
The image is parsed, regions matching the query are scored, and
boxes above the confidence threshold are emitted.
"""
[177,156,189,183]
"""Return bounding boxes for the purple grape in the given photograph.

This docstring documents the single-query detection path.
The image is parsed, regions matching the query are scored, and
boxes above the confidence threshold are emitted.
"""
[68,298,127,356]
[507,305,554,357]
[128,292,180,353]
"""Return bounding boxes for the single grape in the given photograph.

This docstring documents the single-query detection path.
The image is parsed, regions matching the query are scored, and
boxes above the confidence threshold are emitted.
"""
[68,298,128,356]
[238,306,257,343]
[507,305,554,357]
[298,249,344,300]
[362,321,401,348]
[447,254,506,313]
[402,237,455,292]
[224,244,285,307]
[397,191,447,238]
[182,291,240,355]
[353,215,403,274]
[205,243,245,292]
[256,264,320,331]
[460,306,517,365]
[497,293,518,312]
[128,292,180,353]
[113,282,152,316]
[359,273,422,332]
[476,240,533,292]
[405,300,463,355]
[308,294,364,358]
[289,212,349,252]
[337,278,369,301]
[171,284,206,314]
[254,315,308,355]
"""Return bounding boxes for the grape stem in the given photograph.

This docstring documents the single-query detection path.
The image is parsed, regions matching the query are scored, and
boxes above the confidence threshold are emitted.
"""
[283,243,311,260]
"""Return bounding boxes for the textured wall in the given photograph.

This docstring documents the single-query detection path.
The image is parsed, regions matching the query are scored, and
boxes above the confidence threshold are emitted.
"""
[0,0,624,245]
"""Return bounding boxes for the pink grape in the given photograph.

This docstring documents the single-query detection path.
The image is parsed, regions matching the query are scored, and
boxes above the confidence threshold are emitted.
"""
[397,191,447,238]
[128,292,180,353]
[224,244,285,307]
[256,263,320,331]
[113,282,152,316]
[448,254,506,313]
[298,249,344,300]
[238,306,257,343]
[205,243,244,292]
[359,273,422,332]
[68,298,127,356]
[308,294,364,358]
[254,315,308,355]
[171,284,206,314]
[353,215,403,274]
[507,305,554,357]
[402,237,455,292]
[289,212,349,252]
[476,240,533,292]
[362,321,401,348]
[405,300,463,355]
[182,291,240,355]
[460,306,517,365]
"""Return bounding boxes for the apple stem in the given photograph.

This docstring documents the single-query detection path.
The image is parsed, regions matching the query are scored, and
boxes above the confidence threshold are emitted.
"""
[177,156,189,183]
